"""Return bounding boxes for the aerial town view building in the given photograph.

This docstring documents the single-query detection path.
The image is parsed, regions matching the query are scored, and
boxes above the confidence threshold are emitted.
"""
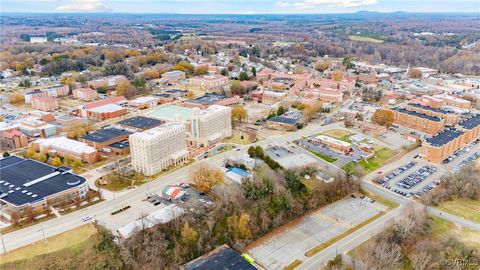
[0,1,479,270]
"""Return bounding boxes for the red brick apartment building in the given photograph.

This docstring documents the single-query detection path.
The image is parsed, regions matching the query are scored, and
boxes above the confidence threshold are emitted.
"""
[421,115,480,163]
[390,107,445,135]
[405,103,461,126]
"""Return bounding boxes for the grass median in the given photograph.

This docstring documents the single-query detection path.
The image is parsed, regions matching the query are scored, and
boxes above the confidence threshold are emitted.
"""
[283,259,303,270]
[305,211,385,257]
[308,150,338,163]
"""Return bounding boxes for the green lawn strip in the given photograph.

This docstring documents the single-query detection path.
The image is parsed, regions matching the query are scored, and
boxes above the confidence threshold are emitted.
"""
[358,147,393,172]
[305,212,385,257]
[308,150,338,163]
[283,259,302,270]
[360,189,399,209]
[436,198,480,224]
[59,199,105,215]
[0,215,55,234]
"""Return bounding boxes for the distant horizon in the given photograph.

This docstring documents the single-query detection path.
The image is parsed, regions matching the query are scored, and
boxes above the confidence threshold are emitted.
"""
[0,0,478,14]
[1,10,478,15]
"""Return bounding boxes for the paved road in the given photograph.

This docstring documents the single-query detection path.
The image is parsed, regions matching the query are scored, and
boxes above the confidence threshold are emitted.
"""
[297,147,480,269]
[0,121,347,253]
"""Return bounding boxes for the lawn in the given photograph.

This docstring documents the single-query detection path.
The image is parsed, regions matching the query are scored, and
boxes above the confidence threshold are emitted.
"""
[436,198,480,224]
[229,131,255,145]
[431,216,480,252]
[349,35,384,43]
[358,147,393,172]
[0,224,97,265]
[308,150,338,163]
[321,129,353,143]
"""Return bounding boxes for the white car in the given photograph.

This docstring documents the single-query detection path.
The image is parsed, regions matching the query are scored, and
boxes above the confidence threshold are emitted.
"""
[81,215,92,222]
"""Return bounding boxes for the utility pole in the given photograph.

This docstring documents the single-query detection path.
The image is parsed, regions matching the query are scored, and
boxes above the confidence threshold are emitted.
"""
[0,232,6,254]
[40,224,47,244]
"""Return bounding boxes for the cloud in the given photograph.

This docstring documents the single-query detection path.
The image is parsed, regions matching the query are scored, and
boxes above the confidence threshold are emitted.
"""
[275,0,378,9]
[56,0,111,12]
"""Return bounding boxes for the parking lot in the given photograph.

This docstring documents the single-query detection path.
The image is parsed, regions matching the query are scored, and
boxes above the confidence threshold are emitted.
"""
[296,137,370,167]
[377,139,480,199]
[247,196,386,270]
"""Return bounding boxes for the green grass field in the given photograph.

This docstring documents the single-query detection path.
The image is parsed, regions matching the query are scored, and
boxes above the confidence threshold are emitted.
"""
[436,198,480,223]
[321,129,353,143]
[349,35,384,43]
[0,224,97,265]
[359,147,393,172]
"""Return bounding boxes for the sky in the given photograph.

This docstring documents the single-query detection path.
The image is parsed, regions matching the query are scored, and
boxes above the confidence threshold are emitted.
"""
[0,0,479,14]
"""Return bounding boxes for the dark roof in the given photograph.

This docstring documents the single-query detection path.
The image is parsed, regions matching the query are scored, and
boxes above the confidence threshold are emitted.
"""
[117,116,164,130]
[109,141,130,149]
[392,107,441,122]
[184,245,257,270]
[408,103,453,114]
[153,93,172,98]
[426,128,464,147]
[268,116,297,125]
[0,156,86,206]
[458,114,480,130]
[187,93,228,105]
[165,89,188,94]
[81,127,131,143]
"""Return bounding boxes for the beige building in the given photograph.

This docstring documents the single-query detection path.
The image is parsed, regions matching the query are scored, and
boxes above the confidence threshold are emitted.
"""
[191,105,232,147]
[129,122,189,176]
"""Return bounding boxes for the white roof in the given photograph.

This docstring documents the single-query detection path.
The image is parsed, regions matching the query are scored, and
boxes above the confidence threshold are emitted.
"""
[117,205,184,239]
[88,103,124,113]
[131,96,159,104]
[129,122,185,141]
[36,136,97,154]
[316,135,352,147]
[276,153,317,169]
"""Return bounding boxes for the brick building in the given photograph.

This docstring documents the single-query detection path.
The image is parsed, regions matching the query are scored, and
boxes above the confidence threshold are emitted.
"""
[390,107,445,135]
[421,115,480,163]
[31,96,59,111]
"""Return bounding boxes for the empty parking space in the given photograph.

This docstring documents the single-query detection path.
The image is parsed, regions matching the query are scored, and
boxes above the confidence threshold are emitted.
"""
[247,197,386,270]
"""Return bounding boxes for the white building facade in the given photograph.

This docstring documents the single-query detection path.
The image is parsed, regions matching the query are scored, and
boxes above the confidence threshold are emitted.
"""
[191,105,232,147]
[129,122,189,176]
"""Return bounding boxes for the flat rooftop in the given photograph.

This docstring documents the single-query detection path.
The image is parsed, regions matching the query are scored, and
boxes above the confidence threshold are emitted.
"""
[0,156,86,206]
[426,128,464,147]
[392,107,442,122]
[458,114,480,130]
[268,116,297,125]
[187,93,228,105]
[148,105,193,122]
[408,102,453,115]
[184,245,257,270]
[81,127,131,143]
[117,116,164,130]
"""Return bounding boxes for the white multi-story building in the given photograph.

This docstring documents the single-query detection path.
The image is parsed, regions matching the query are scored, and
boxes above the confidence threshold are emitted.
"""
[129,122,189,176]
[191,105,232,147]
